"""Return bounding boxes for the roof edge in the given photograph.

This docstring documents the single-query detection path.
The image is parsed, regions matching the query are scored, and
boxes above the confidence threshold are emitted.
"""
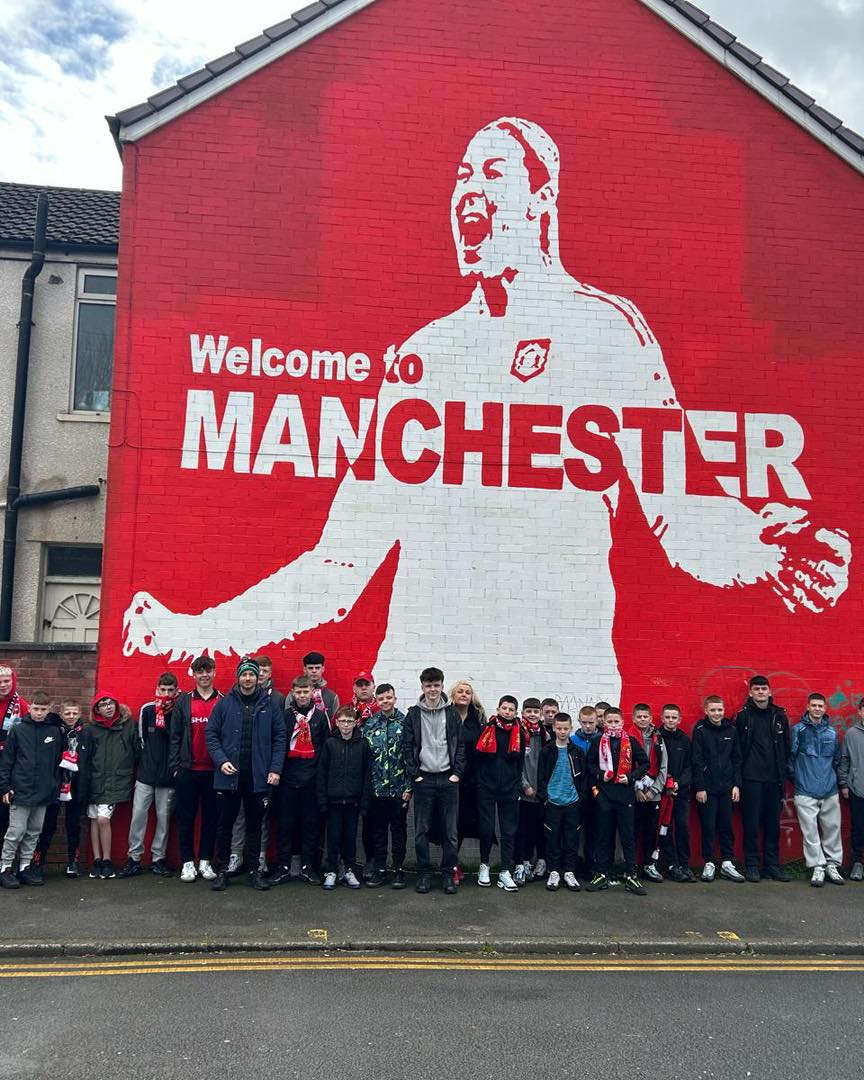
[640,0,864,175]
[111,0,377,145]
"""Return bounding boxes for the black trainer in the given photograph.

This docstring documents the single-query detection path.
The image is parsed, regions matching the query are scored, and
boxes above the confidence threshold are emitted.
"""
[269,864,293,886]
[118,858,142,878]
[624,874,647,896]
[391,868,407,890]
[19,864,44,886]
[763,865,791,882]
[442,871,457,895]
[745,866,761,883]
[89,860,103,879]
[0,867,20,890]
[151,859,173,877]
[100,859,116,879]
[66,861,80,877]
[668,865,688,883]
[585,873,609,892]
[249,870,270,891]
[415,872,431,894]
[211,870,229,892]
[301,865,323,886]
[366,869,387,888]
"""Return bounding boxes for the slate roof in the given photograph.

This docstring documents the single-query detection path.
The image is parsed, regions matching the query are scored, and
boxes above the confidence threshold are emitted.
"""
[0,181,120,251]
[107,0,864,163]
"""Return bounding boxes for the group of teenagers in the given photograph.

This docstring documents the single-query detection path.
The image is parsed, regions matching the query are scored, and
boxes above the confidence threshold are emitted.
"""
[1,654,864,896]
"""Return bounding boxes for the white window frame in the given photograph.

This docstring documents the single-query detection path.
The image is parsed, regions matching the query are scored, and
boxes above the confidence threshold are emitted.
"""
[71,267,117,414]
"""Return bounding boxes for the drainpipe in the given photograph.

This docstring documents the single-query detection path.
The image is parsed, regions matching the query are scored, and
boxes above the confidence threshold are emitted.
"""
[0,193,48,640]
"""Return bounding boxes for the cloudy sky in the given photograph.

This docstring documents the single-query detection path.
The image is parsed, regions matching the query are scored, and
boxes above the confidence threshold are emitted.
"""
[1,0,862,191]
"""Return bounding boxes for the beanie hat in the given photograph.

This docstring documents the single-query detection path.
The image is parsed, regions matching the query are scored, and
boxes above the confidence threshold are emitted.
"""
[236,656,260,679]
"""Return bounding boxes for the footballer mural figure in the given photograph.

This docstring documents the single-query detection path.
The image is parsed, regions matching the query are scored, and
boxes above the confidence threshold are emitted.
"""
[123,117,850,703]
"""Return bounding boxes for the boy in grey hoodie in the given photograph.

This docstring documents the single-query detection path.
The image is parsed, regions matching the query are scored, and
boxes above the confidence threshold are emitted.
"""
[839,698,864,880]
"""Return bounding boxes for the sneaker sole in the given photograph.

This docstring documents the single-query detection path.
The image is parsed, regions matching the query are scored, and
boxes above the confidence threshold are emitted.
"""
[497,883,518,891]
[477,880,491,887]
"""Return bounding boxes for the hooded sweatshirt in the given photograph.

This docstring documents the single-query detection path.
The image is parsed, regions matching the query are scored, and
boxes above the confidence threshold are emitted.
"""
[838,718,864,798]
[417,694,450,774]
[788,713,840,799]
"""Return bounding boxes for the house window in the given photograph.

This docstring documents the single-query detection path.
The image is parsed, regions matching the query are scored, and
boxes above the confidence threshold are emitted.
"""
[40,545,102,643]
[72,269,116,412]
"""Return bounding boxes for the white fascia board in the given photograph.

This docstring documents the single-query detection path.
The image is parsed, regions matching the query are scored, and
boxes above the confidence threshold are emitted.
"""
[118,0,379,143]
[638,0,864,176]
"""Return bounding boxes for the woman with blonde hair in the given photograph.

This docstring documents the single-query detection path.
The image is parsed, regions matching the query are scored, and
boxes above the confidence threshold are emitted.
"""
[449,680,486,883]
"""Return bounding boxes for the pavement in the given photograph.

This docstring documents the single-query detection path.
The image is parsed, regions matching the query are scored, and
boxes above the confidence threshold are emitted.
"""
[1,866,863,957]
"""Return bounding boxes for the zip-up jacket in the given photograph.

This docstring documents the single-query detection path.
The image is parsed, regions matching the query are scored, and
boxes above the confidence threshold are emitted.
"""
[168,688,222,774]
[735,697,790,783]
[587,733,649,803]
[0,714,63,805]
[363,709,409,798]
[46,715,84,801]
[658,727,692,790]
[839,720,864,797]
[137,701,175,787]
[537,741,588,803]
[78,697,139,807]
[403,697,466,780]
[473,722,525,799]
[691,718,742,794]
[316,729,372,810]
[788,714,840,799]
[520,729,546,802]
[281,702,330,787]
[205,686,286,794]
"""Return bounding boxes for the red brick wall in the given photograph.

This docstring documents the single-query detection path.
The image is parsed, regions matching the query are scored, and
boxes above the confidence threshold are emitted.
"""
[0,644,97,711]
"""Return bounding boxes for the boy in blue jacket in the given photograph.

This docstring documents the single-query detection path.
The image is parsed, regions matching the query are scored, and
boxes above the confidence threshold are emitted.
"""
[206,657,286,893]
[789,693,843,886]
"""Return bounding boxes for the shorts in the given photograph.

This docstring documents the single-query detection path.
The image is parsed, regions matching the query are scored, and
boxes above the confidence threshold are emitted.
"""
[87,803,116,820]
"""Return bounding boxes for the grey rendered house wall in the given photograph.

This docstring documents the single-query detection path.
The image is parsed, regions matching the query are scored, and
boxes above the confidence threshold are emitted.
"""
[0,246,113,640]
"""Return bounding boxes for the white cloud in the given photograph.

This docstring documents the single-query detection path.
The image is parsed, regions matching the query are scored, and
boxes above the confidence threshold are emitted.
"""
[0,0,861,191]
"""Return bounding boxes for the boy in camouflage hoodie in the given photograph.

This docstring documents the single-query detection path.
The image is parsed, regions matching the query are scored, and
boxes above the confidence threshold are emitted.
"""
[363,684,411,889]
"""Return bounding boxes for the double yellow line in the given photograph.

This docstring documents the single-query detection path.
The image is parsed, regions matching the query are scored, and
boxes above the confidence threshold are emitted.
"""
[0,954,862,979]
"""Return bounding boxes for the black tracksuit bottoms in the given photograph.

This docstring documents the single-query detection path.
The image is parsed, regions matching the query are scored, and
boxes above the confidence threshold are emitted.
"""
[514,800,546,863]
[697,792,735,862]
[544,801,580,873]
[477,792,519,870]
[659,788,691,868]
[368,796,408,870]
[593,790,636,876]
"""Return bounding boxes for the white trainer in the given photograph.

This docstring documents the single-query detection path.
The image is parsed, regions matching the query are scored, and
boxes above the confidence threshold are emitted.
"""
[258,855,268,875]
[478,863,491,887]
[720,860,745,882]
[343,869,361,889]
[198,860,217,881]
[514,864,526,886]
[226,854,242,875]
[826,864,845,885]
[497,869,519,892]
[180,861,197,882]
[701,861,716,882]
[563,872,580,891]
[546,871,560,891]
[810,866,826,887]
[532,859,547,880]
[323,872,337,890]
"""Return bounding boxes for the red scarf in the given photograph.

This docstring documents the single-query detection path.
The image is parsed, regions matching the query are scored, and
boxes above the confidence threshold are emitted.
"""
[289,708,316,759]
[521,717,551,745]
[477,715,522,756]
[353,698,379,726]
[598,730,632,782]
[628,724,660,778]
[154,695,177,731]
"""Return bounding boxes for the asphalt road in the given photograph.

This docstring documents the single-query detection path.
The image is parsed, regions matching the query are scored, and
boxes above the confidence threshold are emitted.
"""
[0,955,860,1080]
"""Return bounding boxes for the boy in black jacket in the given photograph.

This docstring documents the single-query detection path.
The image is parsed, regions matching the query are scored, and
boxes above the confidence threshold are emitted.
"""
[586,706,648,895]
[475,695,525,893]
[692,695,745,883]
[270,675,330,887]
[119,673,179,878]
[735,675,791,882]
[36,699,84,877]
[317,706,372,890]
[537,713,586,891]
[0,693,62,888]
[657,704,695,882]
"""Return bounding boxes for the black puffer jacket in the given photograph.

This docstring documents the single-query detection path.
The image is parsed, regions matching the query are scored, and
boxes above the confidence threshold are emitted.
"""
[0,714,63,805]
[316,729,372,810]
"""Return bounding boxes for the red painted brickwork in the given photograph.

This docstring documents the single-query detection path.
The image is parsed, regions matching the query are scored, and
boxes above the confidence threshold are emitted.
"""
[96,0,864,865]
